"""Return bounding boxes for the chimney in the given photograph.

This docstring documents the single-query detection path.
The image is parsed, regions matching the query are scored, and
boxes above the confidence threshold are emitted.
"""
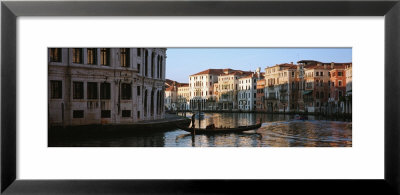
[290,62,293,64]
[331,62,334,69]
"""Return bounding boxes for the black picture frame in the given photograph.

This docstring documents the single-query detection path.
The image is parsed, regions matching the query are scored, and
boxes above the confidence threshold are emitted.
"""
[1,0,399,194]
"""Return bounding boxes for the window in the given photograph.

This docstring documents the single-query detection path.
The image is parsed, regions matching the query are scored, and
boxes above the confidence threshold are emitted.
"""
[137,48,141,56]
[73,82,84,99]
[87,48,97,65]
[50,48,62,62]
[338,72,343,76]
[120,48,130,67]
[291,72,294,77]
[100,83,111,99]
[137,64,141,73]
[121,83,132,100]
[320,72,324,76]
[137,111,140,119]
[101,110,111,118]
[50,80,62,99]
[338,81,342,86]
[72,48,83,63]
[137,86,141,96]
[122,110,131,117]
[100,48,110,66]
[73,110,84,118]
[87,82,98,99]
[316,72,319,76]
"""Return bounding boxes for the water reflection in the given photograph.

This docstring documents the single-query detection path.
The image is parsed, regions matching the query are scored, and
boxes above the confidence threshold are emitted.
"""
[53,113,351,147]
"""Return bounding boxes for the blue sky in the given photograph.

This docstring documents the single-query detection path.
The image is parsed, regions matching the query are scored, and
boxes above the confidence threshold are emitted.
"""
[166,48,352,83]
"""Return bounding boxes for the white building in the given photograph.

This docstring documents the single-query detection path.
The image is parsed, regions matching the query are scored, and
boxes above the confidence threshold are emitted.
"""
[238,68,262,111]
[189,69,223,110]
[48,48,166,127]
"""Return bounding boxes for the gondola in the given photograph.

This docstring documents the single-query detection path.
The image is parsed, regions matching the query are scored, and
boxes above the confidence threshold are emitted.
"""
[175,123,262,134]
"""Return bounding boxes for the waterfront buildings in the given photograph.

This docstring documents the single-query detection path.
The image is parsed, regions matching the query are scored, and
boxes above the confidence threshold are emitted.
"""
[302,63,333,113]
[189,69,222,110]
[238,68,262,111]
[168,60,352,114]
[328,64,347,114]
[215,69,252,110]
[48,48,166,127]
[165,84,177,111]
[264,63,297,112]
[256,79,266,111]
[177,83,190,110]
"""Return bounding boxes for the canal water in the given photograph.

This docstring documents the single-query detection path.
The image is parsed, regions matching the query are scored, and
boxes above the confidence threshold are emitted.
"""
[55,113,352,147]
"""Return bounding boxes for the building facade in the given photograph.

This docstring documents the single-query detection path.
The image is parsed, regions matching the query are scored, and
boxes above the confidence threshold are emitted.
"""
[48,48,166,127]
[189,69,222,110]
[256,79,266,111]
[215,69,252,110]
[328,65,347,114]
[165,85,177,111]
[238,68,262,111]
[177,84,190,110]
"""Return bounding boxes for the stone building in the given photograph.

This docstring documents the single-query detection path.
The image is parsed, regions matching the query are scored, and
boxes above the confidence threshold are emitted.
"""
[328,64,347,114]
[215,69,252,110]
[48,48,166,127]
[238,68,263,111]
[264,63,297,112]
[165,85,177,111]
[256,79,266,111]
[303,63,333,113]
[177,83,190,110]
[189,69,222,110]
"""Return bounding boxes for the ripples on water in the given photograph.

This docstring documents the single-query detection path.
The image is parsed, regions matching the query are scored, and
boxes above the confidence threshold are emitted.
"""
[57,113,351,147]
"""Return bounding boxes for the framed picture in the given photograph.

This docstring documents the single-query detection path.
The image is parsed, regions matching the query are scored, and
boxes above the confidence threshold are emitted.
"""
[2,0,399,194]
